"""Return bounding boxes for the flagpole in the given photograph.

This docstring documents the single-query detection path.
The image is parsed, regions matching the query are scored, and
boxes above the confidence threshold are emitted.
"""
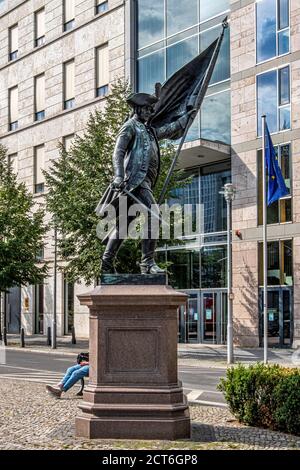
[157,18,228,205]
[262,114,268,364]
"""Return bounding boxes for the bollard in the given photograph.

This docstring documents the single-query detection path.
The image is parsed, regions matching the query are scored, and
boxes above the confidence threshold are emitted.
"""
[47,326,51,346]
[3,327,7,346]
[20,328,25,348]
[71,326,76,345]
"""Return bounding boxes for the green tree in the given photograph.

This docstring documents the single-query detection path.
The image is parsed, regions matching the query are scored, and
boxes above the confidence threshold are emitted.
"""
[0,145,47,294]
[45,80,188,284]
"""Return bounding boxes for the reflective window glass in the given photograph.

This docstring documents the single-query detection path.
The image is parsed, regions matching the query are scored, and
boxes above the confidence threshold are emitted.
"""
[256,0,276,62]
[278,0,289,30]
[256,0,290,63]
[279,66,290,105]
[257,144,292,225]
[257,70,277,135]
[137,50,165,93]
[278,29,289,55]
[166,36,198,77]
[199,0,230,23]
[201,246,227,288]
[201,89,231,144]
[200,167,230,233]
[166,0,198,36]
[137,0,164,49]
[283,239,292,285]
[167,250,196,289]
[200,25,230,84]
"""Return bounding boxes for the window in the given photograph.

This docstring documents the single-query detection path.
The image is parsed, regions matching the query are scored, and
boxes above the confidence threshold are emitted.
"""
[96,45,109,97]
[257,66,290,136]
[258,239,293,286]
[64,0,75,31]
[9,24,18,61]
[257,143,291,225]
[137,0,164,49]
[36,247,44,262]
[199,0,229,23]
[9,86,18,131]
[8,153,18,174]
[64,134,74,152]
[256,0,290,63]
[34,145,45,193]
[200,88,231,144]
[64,60,75,109]
[136,1,231,143]
[167,0,198,37]
[96,1,108,15]
[35,9,45,47]
[35,74,45,121]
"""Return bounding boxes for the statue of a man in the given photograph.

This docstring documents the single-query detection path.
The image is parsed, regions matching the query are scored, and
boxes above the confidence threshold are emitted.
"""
[100,92,195,274]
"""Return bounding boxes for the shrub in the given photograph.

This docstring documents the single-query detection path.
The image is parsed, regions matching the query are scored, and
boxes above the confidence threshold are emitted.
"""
[273,371,300,435]
[218,363,300,435]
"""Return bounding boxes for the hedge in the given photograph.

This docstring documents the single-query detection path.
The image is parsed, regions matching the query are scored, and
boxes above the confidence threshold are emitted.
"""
[218,363,300,435]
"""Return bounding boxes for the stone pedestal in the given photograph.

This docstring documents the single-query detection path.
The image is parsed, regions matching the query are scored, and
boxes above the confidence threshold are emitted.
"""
[75,275,190,440]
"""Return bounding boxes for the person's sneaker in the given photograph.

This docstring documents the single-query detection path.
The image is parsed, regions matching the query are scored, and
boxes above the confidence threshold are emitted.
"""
[46,384,62,398]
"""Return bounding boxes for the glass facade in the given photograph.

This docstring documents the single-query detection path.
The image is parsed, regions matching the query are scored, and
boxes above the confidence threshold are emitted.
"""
[137,0,231,144]
[158,161,230,291]
[257,66,291,135]
[256,0,290,63]
[257,143,292,225]
[258,239,293,286]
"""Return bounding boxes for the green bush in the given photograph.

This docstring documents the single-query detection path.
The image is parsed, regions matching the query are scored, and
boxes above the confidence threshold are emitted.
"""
[218,363,300,435]
[273,371,300,435]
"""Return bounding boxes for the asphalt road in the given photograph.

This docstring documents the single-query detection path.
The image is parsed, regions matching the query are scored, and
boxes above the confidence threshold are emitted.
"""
[0,349,227,406]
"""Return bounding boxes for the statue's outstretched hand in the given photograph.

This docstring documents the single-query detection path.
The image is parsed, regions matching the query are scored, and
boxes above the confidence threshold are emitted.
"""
[111,176,124,189]
[187,108,197,120]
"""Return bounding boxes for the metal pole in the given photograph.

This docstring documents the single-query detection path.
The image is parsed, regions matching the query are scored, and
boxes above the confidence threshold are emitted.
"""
[20,328,25,348]
[71,325,76,345]
[47,326,51,346]
[52,225,57,349]
[262,115,268,364]
[227,196,234,364]
[0,292,2,341]
[157,19,228,205]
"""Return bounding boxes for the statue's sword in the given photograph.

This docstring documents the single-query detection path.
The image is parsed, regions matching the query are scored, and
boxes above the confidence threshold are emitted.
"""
[121,186,169,229]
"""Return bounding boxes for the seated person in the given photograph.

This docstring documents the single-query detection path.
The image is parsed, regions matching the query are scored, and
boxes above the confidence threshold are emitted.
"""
[46,360,89,398]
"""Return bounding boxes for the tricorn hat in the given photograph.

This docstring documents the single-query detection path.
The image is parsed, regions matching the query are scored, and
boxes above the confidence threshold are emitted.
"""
[126,92,158,108]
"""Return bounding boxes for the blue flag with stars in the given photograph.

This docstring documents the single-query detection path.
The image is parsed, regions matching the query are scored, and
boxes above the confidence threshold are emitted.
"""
[265,123,289,205]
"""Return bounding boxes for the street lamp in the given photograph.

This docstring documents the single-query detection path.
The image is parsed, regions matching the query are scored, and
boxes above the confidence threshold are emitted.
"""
[220,183,236,364]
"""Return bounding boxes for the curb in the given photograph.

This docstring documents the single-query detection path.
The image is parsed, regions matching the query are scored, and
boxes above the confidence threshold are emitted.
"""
[3,346,80,357]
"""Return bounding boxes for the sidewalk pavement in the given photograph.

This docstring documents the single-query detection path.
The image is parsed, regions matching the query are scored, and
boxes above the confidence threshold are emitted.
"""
[1,378,300,450]
[3,334,300,367]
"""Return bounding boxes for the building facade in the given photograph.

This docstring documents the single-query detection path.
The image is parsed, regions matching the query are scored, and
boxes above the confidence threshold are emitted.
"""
[0,0,125,337]
[1,0,299,348]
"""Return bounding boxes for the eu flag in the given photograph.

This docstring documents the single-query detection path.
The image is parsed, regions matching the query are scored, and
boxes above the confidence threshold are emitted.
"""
[265,123,289,205]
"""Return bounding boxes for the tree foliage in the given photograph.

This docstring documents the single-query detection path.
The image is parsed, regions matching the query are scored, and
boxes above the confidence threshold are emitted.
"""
[0,145,47,292]
[45,80,188,284]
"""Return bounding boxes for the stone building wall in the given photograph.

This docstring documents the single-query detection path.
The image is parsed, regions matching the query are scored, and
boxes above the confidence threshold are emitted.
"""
[0,0,125,337]
[230,0,300,347]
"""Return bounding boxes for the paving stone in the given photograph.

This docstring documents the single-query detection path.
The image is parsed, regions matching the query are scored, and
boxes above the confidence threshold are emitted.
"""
[0,379,299,450]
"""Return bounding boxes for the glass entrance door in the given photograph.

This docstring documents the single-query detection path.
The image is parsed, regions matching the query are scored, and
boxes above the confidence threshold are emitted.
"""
[186,294,199,342]
[181,291,227,344]
[259,287,293,347]
[202,293,217,342]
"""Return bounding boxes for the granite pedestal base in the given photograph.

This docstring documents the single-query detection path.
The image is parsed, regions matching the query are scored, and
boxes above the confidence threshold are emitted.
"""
[75,276,190,440]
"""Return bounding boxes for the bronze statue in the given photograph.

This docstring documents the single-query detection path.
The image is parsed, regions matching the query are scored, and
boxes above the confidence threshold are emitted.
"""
[97,20,227,275]
[99,92,195,274]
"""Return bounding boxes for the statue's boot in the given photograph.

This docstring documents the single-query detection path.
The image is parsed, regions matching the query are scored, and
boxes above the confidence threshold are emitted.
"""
[140,239,165,275]
[101,236,122,274]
